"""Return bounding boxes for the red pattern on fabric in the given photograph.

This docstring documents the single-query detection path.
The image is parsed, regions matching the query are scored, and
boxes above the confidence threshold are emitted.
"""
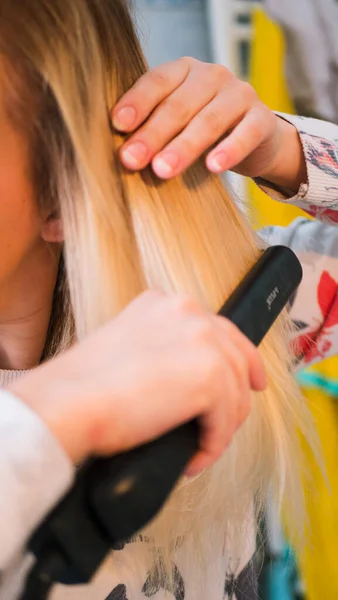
[318,271,338,317]
[293,271,338,363]
[305,205,338,223]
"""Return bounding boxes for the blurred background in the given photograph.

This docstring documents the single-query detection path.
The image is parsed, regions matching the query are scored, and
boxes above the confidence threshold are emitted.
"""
[131,2,338,600]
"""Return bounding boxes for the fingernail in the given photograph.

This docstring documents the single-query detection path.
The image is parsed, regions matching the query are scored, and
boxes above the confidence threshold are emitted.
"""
[113,106,137,130]
[185,465,202,478]
[207,152,227,173]
[121,142,148,169]
[153,152,179,178]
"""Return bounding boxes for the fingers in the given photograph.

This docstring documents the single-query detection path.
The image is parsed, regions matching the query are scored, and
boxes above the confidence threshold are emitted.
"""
[113,59,240,176]
[112,58,277,179]
[187,337,239,476]
[213,316,266,391]
[112,58,192,132]
[186,316,266,477]
[151,87,249,178]
[186,391,232,476]
[206,105,274,174]
[119,72,218,174]
[186,349,240,477]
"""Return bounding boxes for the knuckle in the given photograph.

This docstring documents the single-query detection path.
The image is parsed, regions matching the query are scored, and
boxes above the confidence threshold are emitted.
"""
[192,318,215,345]
[179,56,196,69]
[232,353,250,388]
[148,67,168,89]
[217,316,236,335]
[170,293,200,316]
[231,135,247,161]
[239,81,257,103]
[204,109,224,135]
[235,349,248,375]
[177,135,197,158]
[262,106,278,133]
[226,377,242,409]
[219,333,246,370]
[162,95,191,121]
[202,348,223,383]
[219,367,242,414]
[211,63,231,83]
[247,119,263,145]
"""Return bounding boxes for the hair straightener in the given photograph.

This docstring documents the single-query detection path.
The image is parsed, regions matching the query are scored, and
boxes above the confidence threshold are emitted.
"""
[19,245,302,600]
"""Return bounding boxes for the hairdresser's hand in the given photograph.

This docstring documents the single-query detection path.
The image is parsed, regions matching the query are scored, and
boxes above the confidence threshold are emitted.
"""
[113,57,306,191]
[9,291,265,476]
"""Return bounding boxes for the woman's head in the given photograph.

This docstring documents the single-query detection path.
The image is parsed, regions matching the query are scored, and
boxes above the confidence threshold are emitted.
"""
[0,0,313,582]
[0,53,64,367]
[0,0,147,358]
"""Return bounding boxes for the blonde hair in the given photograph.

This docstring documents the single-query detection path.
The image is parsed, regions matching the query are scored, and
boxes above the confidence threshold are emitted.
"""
[0,0,313,587]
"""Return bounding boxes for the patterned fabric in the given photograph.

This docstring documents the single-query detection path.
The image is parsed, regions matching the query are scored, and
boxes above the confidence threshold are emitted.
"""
[224,561,258,600]
[260,114,338,372]
[100,538,258,600]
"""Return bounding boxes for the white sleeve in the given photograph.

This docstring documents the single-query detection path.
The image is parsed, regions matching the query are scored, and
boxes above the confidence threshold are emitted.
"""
[256,114,338,217]
[0,390,74,572]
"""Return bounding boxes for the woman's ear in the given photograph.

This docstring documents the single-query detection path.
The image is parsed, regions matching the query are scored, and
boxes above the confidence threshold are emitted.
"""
[41,214,64,243]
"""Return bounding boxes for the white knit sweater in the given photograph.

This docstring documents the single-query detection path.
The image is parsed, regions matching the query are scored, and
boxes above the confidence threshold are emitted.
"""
[0,370,74,599]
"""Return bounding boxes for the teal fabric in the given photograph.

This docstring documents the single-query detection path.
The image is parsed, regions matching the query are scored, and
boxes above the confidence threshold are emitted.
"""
[296,370,338,397]
[259,543,303,600]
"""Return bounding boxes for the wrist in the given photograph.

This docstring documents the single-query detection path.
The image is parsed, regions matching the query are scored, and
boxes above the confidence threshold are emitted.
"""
[7,362,91,464]
[259,117,307,193]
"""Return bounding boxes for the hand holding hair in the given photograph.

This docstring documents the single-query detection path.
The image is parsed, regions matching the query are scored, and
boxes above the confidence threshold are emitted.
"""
[114,57,307,191]
[7,290,265,476]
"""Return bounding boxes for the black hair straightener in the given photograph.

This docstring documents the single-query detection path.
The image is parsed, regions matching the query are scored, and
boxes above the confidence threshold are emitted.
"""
[19,245,302,600]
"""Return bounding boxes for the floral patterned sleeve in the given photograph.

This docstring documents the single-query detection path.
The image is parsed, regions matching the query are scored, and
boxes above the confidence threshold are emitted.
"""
[258,114,338,370]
